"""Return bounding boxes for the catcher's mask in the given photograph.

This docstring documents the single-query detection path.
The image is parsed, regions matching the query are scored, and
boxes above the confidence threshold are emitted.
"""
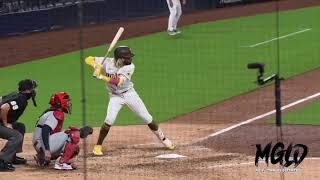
[49,91,72,114]
[18,79,38,107]
[114,46,134,65]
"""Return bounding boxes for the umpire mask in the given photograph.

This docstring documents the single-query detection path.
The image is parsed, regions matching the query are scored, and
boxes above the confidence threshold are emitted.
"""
[18,79,38,107]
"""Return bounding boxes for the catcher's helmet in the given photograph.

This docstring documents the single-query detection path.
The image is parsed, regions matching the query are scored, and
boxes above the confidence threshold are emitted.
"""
[18,79,37,91]
[49,91,72,114]
[114,46,134,60]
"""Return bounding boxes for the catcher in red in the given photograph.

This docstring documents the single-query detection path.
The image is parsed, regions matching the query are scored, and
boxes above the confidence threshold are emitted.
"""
[32,91,93,170]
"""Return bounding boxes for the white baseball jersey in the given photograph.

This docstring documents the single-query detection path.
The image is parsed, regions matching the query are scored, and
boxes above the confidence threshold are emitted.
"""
[95,57,134,94]
[94,56,153,126]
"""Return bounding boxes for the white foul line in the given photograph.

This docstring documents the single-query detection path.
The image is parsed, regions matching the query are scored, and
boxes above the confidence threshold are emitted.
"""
[198,92,320,141]
[246,28,312,48]
[133,92,320,147]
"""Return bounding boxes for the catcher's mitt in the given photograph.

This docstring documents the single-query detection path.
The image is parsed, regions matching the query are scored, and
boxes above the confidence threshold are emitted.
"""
[79,126,93,138]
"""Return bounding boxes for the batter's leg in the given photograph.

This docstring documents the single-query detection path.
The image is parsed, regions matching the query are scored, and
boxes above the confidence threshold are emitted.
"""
[93,95,124,156]
[124,90,152,124]
[148,122,175,150]
[125,91,175,150]
[96,123,111,146]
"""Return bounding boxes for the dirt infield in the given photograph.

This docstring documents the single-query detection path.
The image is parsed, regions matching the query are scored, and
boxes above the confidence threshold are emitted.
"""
[1,0,320,179]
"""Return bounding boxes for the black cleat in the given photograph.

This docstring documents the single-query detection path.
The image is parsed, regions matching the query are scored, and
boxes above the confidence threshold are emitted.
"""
[0,160,15,172]
[12,156,27,165]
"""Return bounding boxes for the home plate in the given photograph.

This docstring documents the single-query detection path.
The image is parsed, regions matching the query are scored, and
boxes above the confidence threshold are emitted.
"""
[155,154,187,159]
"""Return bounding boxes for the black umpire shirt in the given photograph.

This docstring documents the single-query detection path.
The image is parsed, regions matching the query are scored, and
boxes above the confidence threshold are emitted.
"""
[0,92,28,124]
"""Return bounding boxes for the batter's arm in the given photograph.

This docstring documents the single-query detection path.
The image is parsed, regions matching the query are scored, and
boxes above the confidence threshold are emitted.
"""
[97,74,125,86]
[85,56,108,78]
[85,56,127,85]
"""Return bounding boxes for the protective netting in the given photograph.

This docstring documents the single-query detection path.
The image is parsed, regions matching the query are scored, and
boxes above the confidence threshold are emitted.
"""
[0,0,319,179]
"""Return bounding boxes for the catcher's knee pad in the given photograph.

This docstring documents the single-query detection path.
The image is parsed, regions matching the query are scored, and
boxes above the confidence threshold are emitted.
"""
[60,142,80,163]
[66,127,80,144]
[60,128,81,163]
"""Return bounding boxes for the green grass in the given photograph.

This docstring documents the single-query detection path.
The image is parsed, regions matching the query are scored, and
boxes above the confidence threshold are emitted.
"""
[268,100,320,125]
[283,100,320,125]
[0,6,319,132]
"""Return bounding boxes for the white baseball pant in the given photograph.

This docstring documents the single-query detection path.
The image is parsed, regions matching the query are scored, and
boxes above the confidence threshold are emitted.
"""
[104,88,153,125]
[166,0,182,31]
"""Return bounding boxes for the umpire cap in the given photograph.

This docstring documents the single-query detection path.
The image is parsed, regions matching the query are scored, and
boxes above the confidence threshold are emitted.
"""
[114,46,134,60]
[18,79,37,91]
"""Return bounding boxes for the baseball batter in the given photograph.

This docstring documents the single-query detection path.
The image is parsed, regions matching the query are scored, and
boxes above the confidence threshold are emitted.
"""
[33,92,92,170]
[166,0,187,35]
[85,46,175,156]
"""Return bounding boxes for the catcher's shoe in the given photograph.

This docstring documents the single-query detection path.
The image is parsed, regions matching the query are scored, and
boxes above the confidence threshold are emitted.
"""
[54,162,74,170]
[162,138,175,150]
[93,145,103,156]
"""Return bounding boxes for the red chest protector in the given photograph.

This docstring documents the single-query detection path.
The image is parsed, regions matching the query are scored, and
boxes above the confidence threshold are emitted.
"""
[52,110,65,134]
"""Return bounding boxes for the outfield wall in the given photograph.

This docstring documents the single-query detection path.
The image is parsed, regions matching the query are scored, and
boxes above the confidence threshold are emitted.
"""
[0,0,270,37]
[213,0,272,7]
[0,0,213,37]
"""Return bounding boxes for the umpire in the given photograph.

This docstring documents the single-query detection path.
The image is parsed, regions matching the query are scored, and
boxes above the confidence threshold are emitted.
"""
[0,79,37,171]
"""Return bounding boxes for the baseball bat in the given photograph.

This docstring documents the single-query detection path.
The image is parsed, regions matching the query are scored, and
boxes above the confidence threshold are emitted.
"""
[101,27,124,65]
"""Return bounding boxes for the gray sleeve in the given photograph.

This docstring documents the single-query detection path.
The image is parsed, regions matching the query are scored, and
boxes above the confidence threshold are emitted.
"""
[44,112,58,130]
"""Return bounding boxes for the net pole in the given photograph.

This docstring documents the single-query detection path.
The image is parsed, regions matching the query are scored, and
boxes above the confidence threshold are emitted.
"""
[275,1,284,180]
[78,0,88,179]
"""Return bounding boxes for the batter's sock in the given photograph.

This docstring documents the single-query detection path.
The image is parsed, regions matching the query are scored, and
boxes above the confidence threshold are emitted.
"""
[152,128,166,141]
[97,123,110,145]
